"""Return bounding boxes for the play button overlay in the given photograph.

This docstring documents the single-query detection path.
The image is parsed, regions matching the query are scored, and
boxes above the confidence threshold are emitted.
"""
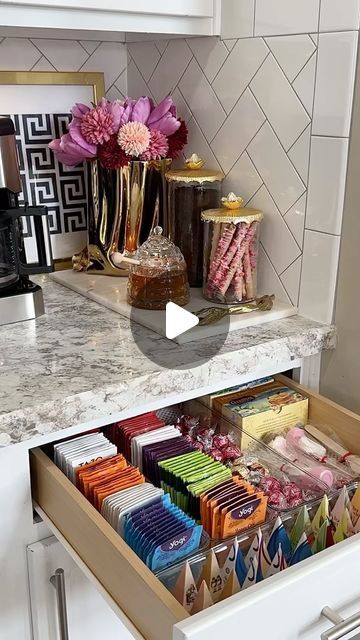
[165,302,199,340]
[129,281,231,371]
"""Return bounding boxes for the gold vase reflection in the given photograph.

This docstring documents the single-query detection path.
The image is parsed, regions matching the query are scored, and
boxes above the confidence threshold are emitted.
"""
[73,159,171,275]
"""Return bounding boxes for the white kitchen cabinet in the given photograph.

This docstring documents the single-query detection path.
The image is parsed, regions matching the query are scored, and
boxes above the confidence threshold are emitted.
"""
[27,536,134,640]
[175,537,360,640]
[30,377,360,640]
[0,0,221,37]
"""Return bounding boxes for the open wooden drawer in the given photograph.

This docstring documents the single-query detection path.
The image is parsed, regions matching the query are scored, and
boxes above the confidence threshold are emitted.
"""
[30,378,360,640]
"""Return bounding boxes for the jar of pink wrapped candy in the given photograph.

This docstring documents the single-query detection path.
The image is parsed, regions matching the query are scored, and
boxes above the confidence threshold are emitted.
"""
[202,193,263,304]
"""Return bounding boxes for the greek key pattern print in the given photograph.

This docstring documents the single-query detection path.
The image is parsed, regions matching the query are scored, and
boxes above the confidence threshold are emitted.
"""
[10,114,87,238]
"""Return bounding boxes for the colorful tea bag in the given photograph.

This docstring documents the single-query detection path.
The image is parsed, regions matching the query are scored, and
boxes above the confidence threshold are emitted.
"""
[219,570,241,601]
[331,487,350,528]
[220,491,267,540]
[289,532,312,565]
[311,495,329,537]
[245,528,263,568]
[267,516,292,562]
[235,547,248,586]
[289,506,311,550]
[198,550,223,602]
[219,538,239,584]
[172,562,198,613]
[191,581,213,615]
[350,486,360,525]
[333,508,352,543]
[267,544,287,577]
[242,556,261,589]
[352,515,360,534]
[257,534,272,579]
[312,519,329,554]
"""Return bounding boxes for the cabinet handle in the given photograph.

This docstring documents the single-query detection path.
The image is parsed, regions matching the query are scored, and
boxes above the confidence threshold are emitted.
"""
[321,606,360,639]
[50,568,69,640]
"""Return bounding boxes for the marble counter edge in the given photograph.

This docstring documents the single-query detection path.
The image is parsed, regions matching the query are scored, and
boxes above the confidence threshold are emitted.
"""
[0,323,336,449]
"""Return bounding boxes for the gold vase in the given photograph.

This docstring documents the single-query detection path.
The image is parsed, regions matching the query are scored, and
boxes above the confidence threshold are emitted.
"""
[73,158,171,275]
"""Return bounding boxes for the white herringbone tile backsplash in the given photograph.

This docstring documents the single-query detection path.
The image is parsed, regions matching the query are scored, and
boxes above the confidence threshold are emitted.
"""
[128,36,316,308]
[0,37,127,98]
[0,21,357,323]
[128,31,358,322]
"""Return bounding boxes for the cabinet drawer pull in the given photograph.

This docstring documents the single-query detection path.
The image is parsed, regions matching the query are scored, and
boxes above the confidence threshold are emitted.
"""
[321,606,360,639]
[50,568,69,640]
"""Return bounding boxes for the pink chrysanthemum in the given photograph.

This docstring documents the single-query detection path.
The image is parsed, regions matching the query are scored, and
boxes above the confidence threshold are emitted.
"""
[140,129,169,161]
[117,121,150,157]
[81,106,115,145]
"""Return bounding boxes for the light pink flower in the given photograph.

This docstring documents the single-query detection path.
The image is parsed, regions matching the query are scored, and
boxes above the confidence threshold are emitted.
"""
[140,129,168,160]
[80,105,115,145]
[117,121,150,157]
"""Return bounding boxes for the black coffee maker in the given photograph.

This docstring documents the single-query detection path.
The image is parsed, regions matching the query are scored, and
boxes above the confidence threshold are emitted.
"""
[0,116,53,326]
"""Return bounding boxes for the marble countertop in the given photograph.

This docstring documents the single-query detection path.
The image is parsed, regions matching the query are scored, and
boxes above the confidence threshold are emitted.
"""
[0,276,336,448]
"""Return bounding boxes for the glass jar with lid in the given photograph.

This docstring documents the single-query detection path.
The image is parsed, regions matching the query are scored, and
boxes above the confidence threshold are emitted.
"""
[127,226,189,310]
[202,193,263,305]
[165,154,224,288]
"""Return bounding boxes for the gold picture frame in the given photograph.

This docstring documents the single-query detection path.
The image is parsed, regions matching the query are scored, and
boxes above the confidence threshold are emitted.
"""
[0,71,105,271]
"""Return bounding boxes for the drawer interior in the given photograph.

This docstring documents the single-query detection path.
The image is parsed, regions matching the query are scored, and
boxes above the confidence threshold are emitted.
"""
[278,375,360,455]
[30,376,360,640]
[30,448,188,640]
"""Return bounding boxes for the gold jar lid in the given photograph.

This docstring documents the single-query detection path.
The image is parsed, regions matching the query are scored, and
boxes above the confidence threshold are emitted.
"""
[201,192,263,223]
[165,154,224,184]
[201,208,263,224]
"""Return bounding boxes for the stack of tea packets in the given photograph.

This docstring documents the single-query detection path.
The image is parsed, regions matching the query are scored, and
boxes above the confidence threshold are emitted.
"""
[54,432,203,572]
[167,485,360,614]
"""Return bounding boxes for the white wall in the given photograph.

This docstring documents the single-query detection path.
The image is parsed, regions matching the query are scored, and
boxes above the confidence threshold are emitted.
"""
[320,40,360,412]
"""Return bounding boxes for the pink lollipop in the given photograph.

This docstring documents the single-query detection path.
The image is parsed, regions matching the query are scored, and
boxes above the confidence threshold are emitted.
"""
[307,465,334,488]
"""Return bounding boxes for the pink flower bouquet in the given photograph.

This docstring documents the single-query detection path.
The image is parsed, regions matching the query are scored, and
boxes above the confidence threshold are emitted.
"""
[49,96,188,169]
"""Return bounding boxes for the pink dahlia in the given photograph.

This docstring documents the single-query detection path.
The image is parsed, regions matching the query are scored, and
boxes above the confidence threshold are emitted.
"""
[140,129,168,161]
[117,121,150,157]
[80,105,115,145]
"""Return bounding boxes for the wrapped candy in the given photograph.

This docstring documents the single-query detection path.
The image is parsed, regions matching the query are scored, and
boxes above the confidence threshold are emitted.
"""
[283,483,303,506]
[210,448,225,462]
[178,415,200,435]
[222,444,242,461]
[260,477,282,493]
[267,491,288,509]
[232,448,323,510]
[213,434,231,451]
[178,414,241,463]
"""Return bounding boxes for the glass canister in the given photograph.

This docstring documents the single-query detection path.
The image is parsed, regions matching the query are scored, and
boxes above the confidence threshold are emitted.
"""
[166,154,224,288]
[127,226,190,310]
[202,194,263,304]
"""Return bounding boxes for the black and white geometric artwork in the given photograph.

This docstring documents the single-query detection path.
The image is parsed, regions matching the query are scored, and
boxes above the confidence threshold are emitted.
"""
[9,113,87,242]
